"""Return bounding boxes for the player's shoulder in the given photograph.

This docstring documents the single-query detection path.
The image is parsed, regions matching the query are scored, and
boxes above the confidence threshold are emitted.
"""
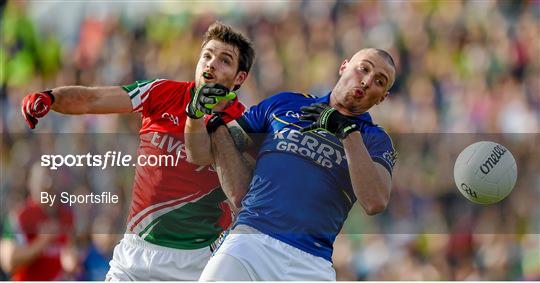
[365,123,392,140]
[123,79,167,99]
[370,123,390,135]
[153,79,194,92]
[359,116,393,143]
[362,122,397,164]
[142,80,194,101]
[269,91,317,100]
[124,79,192,91]
[160,79,193,87]
[259,91,317,108]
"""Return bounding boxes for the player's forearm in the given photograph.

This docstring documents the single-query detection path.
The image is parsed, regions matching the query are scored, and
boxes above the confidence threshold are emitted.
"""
[342,132,390,215]
[51,86,131,114]
[211,126,253,209]
[184,118,213,165]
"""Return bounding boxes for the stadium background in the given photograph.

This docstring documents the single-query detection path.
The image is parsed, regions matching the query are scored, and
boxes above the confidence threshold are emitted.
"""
[1,0,539,280]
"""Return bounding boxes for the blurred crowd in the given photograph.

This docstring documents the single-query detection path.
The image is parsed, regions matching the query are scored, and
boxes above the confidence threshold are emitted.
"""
[1,0,539,280]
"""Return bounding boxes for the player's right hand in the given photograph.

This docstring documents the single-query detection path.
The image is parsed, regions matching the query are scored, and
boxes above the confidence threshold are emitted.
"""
[186,83,236,119]
[21,90,55,129]
[299,102,359,140]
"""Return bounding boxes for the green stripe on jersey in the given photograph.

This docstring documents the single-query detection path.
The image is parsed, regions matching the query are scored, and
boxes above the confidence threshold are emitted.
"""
[122,79,158,98]
[140,188,229,250]
[122,79,155,93]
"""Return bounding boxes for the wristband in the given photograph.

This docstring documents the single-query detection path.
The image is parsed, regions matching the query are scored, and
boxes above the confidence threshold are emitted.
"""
[43,89,55,104]
[206,114,226,134]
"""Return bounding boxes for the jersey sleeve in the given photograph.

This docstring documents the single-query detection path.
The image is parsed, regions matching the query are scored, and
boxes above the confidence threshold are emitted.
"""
[122,79,167,115]
[236,93,283,133]
[366,129,397,176]
[218,99,246,123]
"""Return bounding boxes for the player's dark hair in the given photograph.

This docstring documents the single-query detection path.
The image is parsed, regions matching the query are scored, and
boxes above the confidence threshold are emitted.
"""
[202,21,255,76]
[372,48,396,89]
[374,49,396,70]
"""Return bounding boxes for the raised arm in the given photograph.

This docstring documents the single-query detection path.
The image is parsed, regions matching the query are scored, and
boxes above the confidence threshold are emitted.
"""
[184,83,239,165]
[51,86,132,114]
[342,132,391,215]
[210,120,255,211]
[184,117,213,166]
[185,117,254,210]
[21,86,132,128]
[299,102,392,215]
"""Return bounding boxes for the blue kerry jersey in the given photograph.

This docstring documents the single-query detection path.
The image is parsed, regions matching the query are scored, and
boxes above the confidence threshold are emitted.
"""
[235,92,396,262]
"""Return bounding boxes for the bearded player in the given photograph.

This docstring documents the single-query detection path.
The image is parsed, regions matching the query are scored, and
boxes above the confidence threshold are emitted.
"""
[20,22,255,281]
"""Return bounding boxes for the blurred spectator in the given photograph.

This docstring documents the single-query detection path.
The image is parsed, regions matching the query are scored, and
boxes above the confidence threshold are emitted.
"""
[79,214,118,281]
[0,163,77,280]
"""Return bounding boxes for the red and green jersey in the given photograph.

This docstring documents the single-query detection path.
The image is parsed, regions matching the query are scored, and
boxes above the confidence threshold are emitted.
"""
[122,79,244,250]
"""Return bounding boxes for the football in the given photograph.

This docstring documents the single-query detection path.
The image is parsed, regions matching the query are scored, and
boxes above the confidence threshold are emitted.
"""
[453,141,517,204]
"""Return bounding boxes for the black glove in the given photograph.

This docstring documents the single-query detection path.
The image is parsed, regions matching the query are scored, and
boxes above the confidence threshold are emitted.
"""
[186,83,236,119]
[299,103,359,140]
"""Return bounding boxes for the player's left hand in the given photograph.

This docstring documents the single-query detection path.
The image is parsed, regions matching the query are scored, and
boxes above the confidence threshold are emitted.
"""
[299,103,358,140]
[186,83,237,119]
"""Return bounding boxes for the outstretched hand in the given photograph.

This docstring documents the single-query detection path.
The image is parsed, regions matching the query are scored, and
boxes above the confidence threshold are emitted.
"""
[21,90,55,129]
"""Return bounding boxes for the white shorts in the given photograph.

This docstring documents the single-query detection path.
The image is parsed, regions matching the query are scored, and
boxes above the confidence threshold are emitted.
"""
[199,225,336,281]
[105,234,212,281]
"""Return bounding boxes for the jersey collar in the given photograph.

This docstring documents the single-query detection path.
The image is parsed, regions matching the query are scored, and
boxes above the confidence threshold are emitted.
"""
[317,92,374,125]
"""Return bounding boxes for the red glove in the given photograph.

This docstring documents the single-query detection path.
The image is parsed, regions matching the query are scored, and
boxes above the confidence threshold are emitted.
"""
[21,90,55,129]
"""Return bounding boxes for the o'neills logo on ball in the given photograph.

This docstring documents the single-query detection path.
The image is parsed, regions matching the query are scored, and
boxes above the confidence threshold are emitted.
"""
[480,145,507,175]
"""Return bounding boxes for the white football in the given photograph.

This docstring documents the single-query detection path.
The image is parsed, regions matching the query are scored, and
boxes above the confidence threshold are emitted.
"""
[453,141,517,204]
